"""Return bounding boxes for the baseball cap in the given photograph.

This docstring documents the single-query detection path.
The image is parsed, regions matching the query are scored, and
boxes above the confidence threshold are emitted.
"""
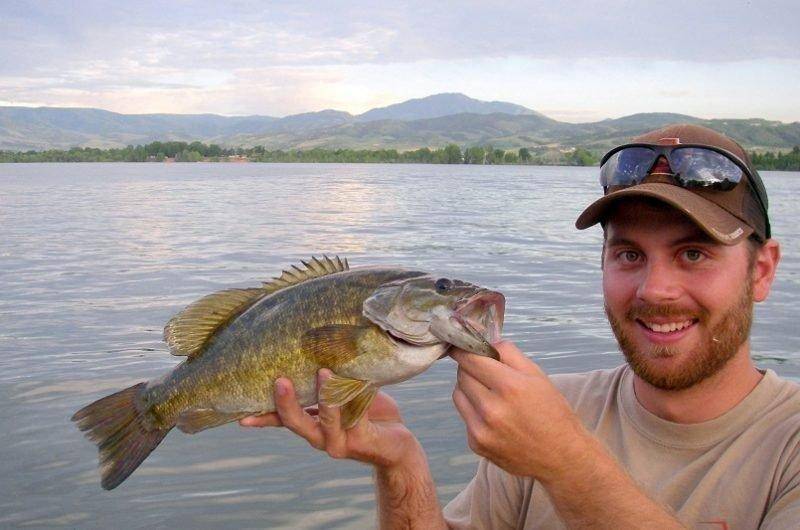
[575,124,771,244]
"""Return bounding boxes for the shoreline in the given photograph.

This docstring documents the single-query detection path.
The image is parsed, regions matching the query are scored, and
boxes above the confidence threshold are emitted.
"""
[1,160,799,172]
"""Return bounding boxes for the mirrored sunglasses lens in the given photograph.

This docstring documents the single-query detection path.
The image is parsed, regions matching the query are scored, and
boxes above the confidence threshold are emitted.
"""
[600,147,656,187]
[670,148,743,190]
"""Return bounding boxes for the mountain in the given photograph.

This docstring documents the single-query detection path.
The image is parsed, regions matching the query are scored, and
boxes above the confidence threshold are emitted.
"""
[0,106,279,150]
[1,95,798,152]
[355,93,544,122]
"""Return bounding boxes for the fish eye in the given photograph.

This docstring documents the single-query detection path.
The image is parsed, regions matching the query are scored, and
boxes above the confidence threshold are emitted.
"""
[435,278,453,293]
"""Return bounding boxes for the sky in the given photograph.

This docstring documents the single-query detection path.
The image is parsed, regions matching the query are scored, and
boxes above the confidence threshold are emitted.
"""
[1,0,798,123]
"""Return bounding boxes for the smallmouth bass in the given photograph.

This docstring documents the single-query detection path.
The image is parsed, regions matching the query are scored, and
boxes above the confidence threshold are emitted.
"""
[72,256,505,489]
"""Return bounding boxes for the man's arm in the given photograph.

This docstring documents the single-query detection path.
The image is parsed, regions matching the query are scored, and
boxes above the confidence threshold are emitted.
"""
[240,369,446,530]
[375,444,444,528]
[452,342,685,529]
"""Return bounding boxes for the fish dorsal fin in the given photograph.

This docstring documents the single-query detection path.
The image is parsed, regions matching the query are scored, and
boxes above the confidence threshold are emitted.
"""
[262,255,349,295]
[164,288,266,358]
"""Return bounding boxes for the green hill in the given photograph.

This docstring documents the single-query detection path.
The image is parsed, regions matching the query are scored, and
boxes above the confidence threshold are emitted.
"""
[1,95,798,153]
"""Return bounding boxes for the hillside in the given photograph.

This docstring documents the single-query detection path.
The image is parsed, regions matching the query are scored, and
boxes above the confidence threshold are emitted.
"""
[1,94,798,152]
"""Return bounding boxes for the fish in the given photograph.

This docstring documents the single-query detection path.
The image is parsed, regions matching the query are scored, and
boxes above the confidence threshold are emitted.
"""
[72,256,505,490]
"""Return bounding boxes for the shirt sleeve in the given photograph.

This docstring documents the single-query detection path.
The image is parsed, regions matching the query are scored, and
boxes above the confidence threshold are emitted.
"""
[760,446,800,530]
[443,457,526,530]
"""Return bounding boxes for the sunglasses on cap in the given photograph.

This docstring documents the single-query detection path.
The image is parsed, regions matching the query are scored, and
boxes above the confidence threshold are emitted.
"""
[599,143,769,216]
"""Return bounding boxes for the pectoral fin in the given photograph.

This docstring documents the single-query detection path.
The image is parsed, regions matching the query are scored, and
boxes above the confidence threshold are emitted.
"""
[341,387,378,429]
[319,374,370,407]
[177,409,249,434]
[301,324,368,369]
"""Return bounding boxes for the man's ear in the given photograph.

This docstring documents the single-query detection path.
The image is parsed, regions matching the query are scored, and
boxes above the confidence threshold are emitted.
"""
[753,240,781,302]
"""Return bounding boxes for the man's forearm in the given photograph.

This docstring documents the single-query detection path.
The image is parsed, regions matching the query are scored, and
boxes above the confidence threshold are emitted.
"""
[541,430,685,529]
[374,441,446,530]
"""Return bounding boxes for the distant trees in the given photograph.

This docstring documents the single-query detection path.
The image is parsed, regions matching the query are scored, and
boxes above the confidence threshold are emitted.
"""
[443,144,462,164]
[750,146,800,171]
[464,146,485,164]
[2,140,796,170]
[564,147,598,166]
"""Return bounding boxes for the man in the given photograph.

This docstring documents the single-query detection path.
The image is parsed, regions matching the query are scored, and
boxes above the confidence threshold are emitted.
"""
[240,124,799,528]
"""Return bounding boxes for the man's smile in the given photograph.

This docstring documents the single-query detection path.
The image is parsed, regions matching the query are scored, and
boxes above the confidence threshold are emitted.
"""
[634,317,699,345]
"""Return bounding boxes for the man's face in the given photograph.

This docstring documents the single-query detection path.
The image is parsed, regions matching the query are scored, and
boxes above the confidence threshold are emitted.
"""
[602,199,754,390]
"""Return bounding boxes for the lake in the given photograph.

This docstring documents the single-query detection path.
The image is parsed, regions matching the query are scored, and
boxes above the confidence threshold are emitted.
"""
[1,163,797,528]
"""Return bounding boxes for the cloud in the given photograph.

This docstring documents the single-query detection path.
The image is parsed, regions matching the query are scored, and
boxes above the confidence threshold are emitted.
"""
[1,1,798,119]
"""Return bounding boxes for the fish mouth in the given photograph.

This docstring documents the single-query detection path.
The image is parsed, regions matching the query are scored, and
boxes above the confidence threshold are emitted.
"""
[454,290,505,344]
[431,289,506,360]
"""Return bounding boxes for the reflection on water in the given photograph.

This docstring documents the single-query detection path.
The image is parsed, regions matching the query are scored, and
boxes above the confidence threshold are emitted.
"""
[1,163,798,528]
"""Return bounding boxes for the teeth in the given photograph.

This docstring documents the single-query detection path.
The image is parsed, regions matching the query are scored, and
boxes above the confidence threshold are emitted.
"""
[644,320,693,333]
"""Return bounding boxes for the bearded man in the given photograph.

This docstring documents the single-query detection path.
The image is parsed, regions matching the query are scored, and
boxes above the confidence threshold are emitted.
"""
[242,124,799,529]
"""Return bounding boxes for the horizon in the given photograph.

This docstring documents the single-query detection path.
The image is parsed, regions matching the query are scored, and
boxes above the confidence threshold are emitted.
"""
[2,2,798,123]
[2,93,797,125]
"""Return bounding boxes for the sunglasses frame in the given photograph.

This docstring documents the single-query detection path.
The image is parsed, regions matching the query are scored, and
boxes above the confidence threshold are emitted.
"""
[600,142,769,219]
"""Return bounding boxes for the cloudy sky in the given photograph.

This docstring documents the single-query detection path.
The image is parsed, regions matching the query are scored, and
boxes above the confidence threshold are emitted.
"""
[2,0,798,122]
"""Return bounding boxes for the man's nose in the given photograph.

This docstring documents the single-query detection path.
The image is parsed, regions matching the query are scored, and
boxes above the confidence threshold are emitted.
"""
[636,259,682,303]
[648,155,672,175]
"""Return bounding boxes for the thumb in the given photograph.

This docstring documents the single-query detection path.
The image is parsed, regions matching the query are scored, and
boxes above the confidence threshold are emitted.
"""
[495,341,543,376]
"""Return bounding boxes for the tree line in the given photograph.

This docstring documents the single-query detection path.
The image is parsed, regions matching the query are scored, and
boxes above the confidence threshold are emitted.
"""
[1,141,798,170]
[749,146,800,171]
[0,141,599,166]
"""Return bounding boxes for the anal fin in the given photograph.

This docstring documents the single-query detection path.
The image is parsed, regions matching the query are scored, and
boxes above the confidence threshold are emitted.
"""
[177,409,249,434]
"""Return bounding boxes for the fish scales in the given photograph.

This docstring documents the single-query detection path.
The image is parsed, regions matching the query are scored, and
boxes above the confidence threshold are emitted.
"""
[143,268,420,427]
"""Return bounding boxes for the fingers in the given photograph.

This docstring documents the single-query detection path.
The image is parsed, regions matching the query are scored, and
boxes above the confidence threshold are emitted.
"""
[273,377,325,449]
[452,385,483,429]
[316,369,350,458]
[452,341,542,386]
[493,341,543,376]
[451,348,511,389]
[456,366,492,410]
[364,392,401,422]
[242,372,391,462]
[239,412,283,427]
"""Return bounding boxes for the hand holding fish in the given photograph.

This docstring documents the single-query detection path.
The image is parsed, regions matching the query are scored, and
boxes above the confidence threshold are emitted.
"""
[240,370,422,469]
[452,341,594,483]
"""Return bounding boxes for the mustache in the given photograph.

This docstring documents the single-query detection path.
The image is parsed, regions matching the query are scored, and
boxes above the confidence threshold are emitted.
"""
[625,304,707,321]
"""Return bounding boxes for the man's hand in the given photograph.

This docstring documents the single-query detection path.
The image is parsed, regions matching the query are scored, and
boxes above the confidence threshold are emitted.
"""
[451,341,591,483]
[239,369,421,470]
[241,369,448,529]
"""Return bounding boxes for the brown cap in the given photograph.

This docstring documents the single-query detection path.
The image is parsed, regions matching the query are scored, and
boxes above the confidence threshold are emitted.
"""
[575,124,771,244]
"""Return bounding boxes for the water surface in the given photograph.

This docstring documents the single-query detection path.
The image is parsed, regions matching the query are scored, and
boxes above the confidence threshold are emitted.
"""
[1,163,797,528]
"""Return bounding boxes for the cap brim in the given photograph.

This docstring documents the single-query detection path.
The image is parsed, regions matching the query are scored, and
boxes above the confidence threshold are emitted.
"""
[575,183,753,245]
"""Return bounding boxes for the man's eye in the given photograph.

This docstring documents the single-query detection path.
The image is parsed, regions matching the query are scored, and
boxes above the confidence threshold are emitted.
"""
[620,250,640,263]
[684,249,704,262]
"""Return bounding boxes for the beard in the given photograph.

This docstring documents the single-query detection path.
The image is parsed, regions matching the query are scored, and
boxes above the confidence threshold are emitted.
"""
[605,278,754,391]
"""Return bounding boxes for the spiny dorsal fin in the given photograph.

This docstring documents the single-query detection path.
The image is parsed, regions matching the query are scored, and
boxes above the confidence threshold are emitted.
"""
[262,255,349,295]
[164,288,266,358]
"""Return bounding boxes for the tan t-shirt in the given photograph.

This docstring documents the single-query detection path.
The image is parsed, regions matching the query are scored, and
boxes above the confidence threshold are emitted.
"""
[443,365,800,529]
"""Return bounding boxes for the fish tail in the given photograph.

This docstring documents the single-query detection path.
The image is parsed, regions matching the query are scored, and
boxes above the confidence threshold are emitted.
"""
[71,382,172,490]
